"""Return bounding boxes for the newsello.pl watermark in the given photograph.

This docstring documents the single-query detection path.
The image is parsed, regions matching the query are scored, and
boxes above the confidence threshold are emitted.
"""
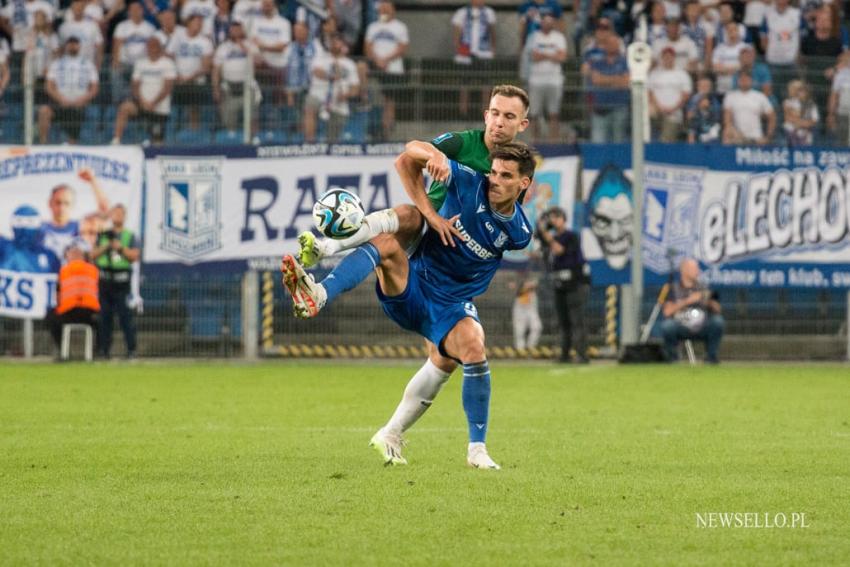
[695,512,810,529]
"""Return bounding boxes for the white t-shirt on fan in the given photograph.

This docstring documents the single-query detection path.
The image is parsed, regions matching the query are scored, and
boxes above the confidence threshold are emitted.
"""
[527,29,566,85]
[250,14,291,69]
[762,6,801,65]
[113,19,157,65]
[724,88,774,139]
[132,56,177,114]
[648,67,693,121]
[365,18,408,75]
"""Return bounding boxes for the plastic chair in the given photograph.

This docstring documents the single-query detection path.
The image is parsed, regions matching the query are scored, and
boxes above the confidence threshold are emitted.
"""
[61,324,93,362]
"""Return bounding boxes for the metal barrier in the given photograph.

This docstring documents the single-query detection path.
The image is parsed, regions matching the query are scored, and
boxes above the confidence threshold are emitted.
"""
[10,53,849,147]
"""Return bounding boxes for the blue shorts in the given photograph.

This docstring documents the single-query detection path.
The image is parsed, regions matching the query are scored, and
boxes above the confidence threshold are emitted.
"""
[376,267,479,358]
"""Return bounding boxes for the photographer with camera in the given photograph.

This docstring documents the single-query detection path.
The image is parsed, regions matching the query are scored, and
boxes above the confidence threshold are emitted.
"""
[660,258,724,364]
[92,204,140,359]
[536,206,591,363]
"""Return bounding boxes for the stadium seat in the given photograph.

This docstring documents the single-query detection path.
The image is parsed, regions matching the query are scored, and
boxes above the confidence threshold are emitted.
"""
[61,324,93,362]
[174,128,212,145]
[214,130,243,145]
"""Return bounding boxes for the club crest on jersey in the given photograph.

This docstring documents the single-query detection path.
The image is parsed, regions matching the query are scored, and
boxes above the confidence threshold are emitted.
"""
[494,231,508,249]
[453,218,496,260]
[160,157,223,262]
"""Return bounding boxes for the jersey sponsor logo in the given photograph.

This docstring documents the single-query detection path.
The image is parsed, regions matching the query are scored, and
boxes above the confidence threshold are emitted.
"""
[160,157,223,262]
[453,218,495,260]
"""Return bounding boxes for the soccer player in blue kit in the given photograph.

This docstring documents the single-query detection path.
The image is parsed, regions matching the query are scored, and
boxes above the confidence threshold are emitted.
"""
[281,141,536,469]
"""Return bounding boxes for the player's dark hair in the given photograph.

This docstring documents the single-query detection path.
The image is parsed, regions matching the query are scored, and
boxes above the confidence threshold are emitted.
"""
[490,84,530,111]
[489,142,536,180]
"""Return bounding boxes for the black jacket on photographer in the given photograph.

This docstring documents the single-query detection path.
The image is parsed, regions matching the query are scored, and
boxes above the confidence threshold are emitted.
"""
[537,222,590,291]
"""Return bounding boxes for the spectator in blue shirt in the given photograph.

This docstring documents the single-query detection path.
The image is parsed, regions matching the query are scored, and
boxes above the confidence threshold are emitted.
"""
[141,0,172,27]
[518,0,563,82]
[582,31,630,142]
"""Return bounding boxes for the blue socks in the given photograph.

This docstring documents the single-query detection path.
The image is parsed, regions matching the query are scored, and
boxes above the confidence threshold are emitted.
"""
[462,361,491,443]
[321,243,380,304]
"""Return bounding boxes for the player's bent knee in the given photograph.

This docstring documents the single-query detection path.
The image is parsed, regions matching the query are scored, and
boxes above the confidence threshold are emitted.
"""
[394,204,423,233]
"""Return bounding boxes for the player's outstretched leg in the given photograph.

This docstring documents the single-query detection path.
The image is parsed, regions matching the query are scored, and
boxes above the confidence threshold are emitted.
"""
[444,317,500,470]
[281,240,381,318]
[298,205,421,268]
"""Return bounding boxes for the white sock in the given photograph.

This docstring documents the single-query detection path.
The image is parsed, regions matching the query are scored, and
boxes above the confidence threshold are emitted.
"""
[385,359,452,435]
[324,209,399,256]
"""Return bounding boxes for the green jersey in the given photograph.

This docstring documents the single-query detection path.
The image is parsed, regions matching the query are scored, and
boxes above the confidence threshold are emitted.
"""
[427,129,491,210]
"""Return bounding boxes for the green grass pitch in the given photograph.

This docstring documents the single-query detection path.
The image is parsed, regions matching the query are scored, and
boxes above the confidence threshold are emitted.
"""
[1,361,848,565]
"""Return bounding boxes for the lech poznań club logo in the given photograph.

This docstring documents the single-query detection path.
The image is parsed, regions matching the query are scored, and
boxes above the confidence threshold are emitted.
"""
[160,157,223,261]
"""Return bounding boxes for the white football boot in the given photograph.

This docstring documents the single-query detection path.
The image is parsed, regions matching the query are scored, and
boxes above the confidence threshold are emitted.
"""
[369,428,408,466]
[280,255,327,319]
[467,442,501,470]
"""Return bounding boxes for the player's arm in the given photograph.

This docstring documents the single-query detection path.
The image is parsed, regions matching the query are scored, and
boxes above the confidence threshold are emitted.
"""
[78,167,110,214]
[120,234,141,263]
[395,141,462,247]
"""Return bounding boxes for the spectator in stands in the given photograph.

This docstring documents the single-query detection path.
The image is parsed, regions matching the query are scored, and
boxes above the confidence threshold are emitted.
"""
[49,240,99,357]
[112,2,156,105]
[25,9,59,104]
[59,0,104,68]
[527,13,566,142]
[38,37,99,144]
[783,79,819,145]
[212,21,259,133]
[653,17,700,72]
[732,44,773,100]
[1,0,55,74]
[712,20,747,94]
[581,16,623,56]
[682,0,714,69]
[640,1,668,46]
[760,0,801,100]
[282,21,322,135]
[649,46,693,142]
[828,51,850,145]
[583,30,630,143]
[452,0,496,118]
[155,9,185,52]
[168,14,213,132]
[231,0,263,26]
[660,258,723,364]
[714,1,747,46]
[688,89,723,142]
[743,0,769,48]
[213,0,231,46]
[723,69,776,144]
[141,0,170,27]
[802,7,844,117]
[83,0,105,29]
[291,0,329,47]
[250,0,291,123]
[111,36,176,144]
[304,33,359,143]
[364,0,408,141]
[181,0,216,37]
[100,0,126,36]
[93,204,140,359]
[518,0,563,82]
[329,0,364,53]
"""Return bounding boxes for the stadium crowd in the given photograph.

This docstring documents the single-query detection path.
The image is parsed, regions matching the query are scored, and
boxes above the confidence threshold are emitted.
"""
[1,0,849,145]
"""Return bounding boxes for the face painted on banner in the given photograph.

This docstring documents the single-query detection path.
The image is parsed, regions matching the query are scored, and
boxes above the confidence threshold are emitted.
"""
[588,165,634,270]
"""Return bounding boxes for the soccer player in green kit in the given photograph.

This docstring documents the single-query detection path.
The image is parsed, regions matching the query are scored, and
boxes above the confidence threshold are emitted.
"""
[292,84,530,467]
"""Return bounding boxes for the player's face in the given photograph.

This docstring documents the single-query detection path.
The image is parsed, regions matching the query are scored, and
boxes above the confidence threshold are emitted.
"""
[49,189,74,225]
[484,95,529,147]
[488,159,531,213]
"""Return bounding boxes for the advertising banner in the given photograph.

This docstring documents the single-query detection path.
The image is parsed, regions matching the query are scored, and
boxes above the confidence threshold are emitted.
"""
[0,146,144,318]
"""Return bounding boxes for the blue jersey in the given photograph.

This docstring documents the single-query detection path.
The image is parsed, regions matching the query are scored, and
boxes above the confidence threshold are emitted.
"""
[39,221,79,263]
[412,160,533,302]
